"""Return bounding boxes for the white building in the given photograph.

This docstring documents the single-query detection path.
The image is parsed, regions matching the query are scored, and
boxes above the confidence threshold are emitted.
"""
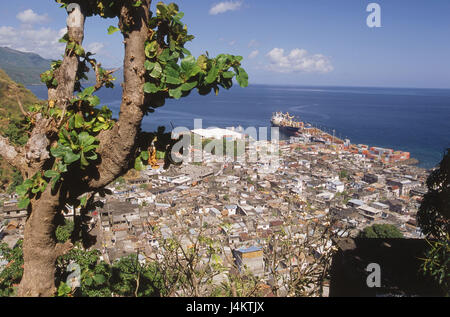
[191,128,245,141]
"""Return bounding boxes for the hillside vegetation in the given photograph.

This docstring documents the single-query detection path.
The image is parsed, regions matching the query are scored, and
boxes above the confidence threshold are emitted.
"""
[0,68,43,191]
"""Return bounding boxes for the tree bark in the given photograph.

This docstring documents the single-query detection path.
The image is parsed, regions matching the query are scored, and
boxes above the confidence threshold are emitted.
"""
[17,188,65,296]
[15,4,86,297]
[89,1,150,189]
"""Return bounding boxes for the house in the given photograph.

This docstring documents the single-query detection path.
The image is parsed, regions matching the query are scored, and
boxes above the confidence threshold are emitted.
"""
[0,203,27,220]
[327,180,345,193]
[383,199,405,214]
[209,207,221,217]
[358,205,382,221]
[224,205,238,216]
[363,173,378,184]
[347,199,365,208]
[233,246,265,277]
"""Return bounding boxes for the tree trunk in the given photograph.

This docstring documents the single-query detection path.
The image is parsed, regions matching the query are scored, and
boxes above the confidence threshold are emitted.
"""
[17,189,63,297]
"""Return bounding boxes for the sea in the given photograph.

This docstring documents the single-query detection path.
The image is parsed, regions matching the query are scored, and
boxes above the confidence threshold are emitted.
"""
[27,84,450,169]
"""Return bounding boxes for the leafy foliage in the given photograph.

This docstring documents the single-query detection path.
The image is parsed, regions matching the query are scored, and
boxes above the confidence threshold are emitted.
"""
[0,240,24,297]
[420,234,450,296]
[417,148,450,240]
[358,224,404,239]
[55,218,75,243]
[142,2,248,110]
[417,149,450,295]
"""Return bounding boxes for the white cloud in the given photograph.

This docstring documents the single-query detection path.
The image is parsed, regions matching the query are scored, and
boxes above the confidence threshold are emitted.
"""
[86,42,105,54]
[266,48,334,73]
[248,50,259,59]
[0,25,65,59]
[17,9,49,24]
[228,40,236,46]
[209,1,242,15]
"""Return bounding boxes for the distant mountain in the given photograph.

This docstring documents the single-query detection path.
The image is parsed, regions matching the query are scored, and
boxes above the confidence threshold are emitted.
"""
[0,47,123,87]
[0,47,52,86]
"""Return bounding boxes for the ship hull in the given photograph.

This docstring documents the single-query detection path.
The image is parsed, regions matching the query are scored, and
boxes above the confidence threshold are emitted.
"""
[271,122,300,136]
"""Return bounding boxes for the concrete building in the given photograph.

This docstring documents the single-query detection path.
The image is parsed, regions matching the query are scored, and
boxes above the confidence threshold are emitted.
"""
[233,246,265,277]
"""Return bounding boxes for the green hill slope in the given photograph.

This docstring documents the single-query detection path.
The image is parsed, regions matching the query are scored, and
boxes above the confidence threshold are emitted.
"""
[0,68,42,192]
[0,47,52,86]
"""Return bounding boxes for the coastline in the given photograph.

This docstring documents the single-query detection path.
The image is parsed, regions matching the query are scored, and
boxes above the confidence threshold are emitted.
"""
[26,84,448,170]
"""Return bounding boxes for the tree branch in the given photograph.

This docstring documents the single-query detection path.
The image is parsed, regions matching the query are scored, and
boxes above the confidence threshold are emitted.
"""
[55,240,74,258]
[88,0,151,190]
[21,3,87,177]
[0,135,27,172]
[48,2,86,106]
[16,97,31,118]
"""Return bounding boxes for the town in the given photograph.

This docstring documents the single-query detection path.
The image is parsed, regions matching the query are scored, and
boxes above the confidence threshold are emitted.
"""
[0,126,430,296]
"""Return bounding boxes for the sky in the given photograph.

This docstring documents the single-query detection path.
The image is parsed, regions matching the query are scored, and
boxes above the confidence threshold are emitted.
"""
[0,0,449,88]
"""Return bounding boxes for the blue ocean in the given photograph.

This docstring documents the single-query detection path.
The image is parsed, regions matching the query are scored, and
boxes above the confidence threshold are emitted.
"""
[28,84,450,169]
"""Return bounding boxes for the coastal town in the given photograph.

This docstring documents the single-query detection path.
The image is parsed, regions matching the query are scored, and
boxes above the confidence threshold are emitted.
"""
[0,123,431,295]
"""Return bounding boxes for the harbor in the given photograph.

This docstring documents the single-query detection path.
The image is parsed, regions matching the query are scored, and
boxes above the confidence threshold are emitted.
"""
[272,111,414,166]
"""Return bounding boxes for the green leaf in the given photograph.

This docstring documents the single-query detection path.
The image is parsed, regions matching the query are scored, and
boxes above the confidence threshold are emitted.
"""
[205,66,219,84]
[159,49,170,62]
[85,152,98,161]
[51,146,69,159]
[80,152,89,168]
[75,45,85,56]
[140,151,149,161]
[83,145,98,153]
[181,56,201,78]
[236,67,249,87]
[222,71,235,79]
[143,82,159,94]
[57,282,72,297]
[50,174,61,190]
[144,60,155,71]
[64,151,81,165]
[80,196,87,207]
[156,2,168,17]
[15,184,29,197]
[169,87,182,99]
[84,277,93,286]
[18,198,30,209]
[165,75,181,85]
[31,187,41,194]
[78,132,96,147]
[74,114,85,129]
[135,157,145,171]
[87,95,100,106]
[107,26,120,35]
[150,62,162,79]
[79,86,95,98]
[92,123,109,132]
[44,170,60,179]
[181,48,191,56]
[93,274,106,285]
[145,41,158,58]
[181,81,197,91]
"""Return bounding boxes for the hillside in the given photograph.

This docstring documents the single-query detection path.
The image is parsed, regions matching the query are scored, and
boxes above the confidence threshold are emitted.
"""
[0,47,123,86]
[0,47,52,86]
[0,68,42,192]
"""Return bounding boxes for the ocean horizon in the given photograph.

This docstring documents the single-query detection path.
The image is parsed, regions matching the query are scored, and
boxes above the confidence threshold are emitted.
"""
[28,84,450,169]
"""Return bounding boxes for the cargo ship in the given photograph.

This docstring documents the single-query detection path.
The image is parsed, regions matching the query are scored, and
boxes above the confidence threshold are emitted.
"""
[271,112,304,136]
